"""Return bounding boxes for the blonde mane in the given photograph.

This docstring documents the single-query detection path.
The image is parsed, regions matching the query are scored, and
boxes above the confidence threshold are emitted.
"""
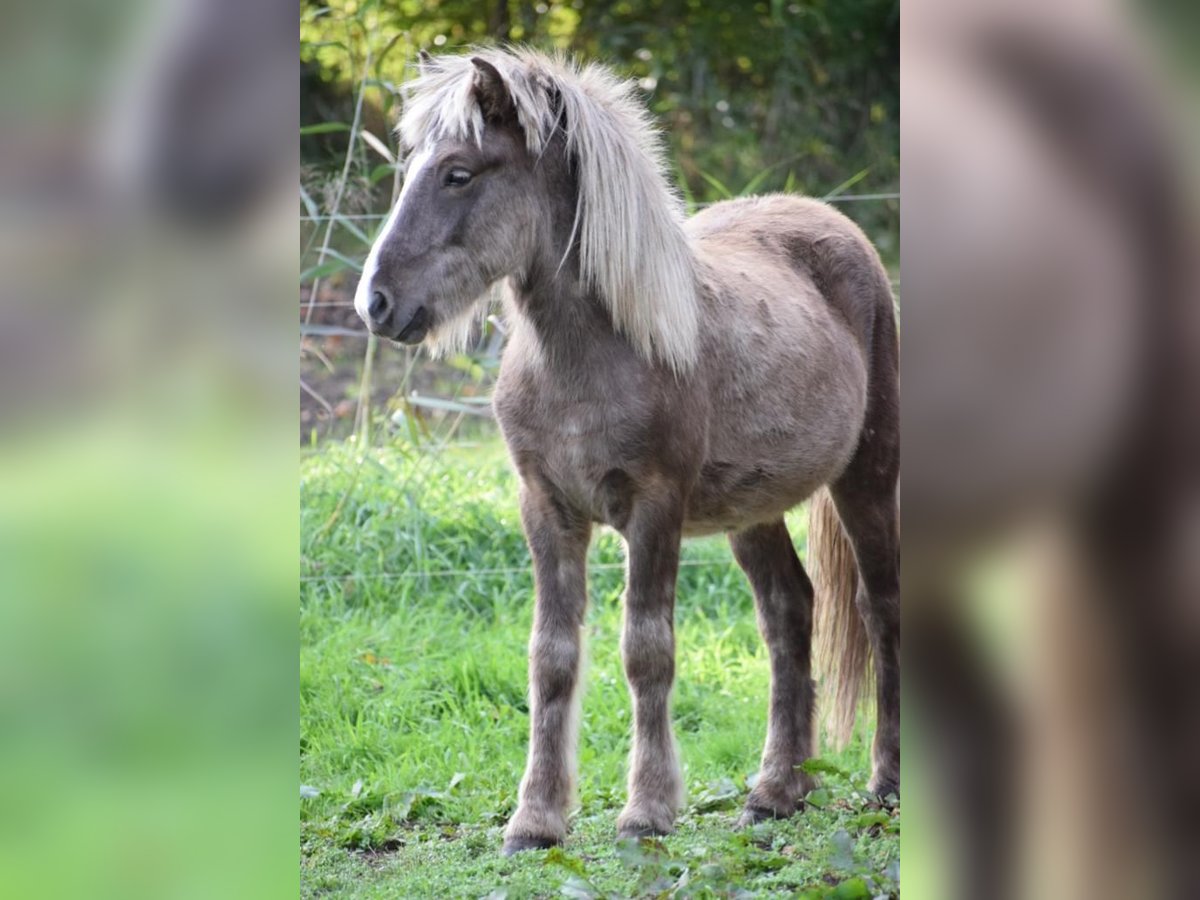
[399,47,699,373]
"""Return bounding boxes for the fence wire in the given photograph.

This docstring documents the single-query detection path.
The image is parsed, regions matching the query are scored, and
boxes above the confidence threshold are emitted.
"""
[299,192,900,224]
[300,557,737,583]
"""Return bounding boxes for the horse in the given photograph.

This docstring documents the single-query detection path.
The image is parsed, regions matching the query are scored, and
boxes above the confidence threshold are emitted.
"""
[354,47,899,855]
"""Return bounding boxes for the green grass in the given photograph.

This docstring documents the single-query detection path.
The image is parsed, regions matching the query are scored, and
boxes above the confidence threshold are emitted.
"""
[301,439,898,897]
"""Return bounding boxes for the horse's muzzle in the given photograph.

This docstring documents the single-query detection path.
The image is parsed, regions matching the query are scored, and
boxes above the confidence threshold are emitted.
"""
[393,305,430,344]
[362,285,429,344]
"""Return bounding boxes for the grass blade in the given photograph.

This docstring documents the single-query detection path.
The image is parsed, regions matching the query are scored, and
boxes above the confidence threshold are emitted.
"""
[822,167,870,200]
[697,169,734,200]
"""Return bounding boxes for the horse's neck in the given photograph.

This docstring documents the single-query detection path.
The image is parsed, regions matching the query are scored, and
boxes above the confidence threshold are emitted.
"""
[506,257,633,374]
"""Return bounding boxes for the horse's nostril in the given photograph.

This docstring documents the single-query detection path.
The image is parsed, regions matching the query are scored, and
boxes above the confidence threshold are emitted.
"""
[368,290,390,321]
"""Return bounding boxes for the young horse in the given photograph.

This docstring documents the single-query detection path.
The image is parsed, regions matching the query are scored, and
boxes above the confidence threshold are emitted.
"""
[355,48,899,854]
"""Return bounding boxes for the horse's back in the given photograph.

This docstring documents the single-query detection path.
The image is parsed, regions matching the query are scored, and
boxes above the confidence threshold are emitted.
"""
[687,194,890,352]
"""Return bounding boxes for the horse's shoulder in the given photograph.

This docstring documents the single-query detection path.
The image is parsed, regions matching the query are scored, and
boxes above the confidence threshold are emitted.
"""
[492,349,540,423]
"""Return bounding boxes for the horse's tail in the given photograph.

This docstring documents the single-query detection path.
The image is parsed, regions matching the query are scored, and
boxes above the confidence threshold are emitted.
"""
[809,487,871,749]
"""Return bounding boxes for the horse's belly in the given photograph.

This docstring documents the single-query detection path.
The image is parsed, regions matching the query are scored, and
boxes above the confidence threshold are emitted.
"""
[683,457,834,536]
[684,379,867,534]
[681,256,870,534]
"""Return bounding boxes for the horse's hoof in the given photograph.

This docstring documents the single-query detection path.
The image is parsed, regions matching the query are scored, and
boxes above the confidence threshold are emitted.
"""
[868,780,900,808]
[736,803,795,828]
[501,834,558,855]
[736,805,776,827]
[616,815,672,840]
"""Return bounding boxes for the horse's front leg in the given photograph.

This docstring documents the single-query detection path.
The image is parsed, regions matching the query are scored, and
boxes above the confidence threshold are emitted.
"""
[503,478,591,855]
[616,492,685,838]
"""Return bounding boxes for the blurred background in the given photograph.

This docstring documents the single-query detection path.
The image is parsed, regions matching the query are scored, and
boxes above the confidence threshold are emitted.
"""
[0,1,298,898]
[901,1,1199,898]
[298,0,899,445]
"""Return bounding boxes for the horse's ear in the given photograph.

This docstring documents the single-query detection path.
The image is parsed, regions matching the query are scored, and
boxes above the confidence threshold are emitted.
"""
[417,49,435,76]
[471,56,515,122]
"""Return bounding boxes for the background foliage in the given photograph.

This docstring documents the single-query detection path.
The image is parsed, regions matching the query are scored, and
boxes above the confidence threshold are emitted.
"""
[301,0,898,246]
[299,0,899,443]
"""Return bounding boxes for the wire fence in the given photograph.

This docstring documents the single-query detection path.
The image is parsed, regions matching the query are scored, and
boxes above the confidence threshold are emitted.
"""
[300,557,739,583]
[299,192,900,224]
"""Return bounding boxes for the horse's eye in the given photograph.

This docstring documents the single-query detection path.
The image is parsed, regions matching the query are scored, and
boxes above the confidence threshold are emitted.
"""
[444,168,473,187]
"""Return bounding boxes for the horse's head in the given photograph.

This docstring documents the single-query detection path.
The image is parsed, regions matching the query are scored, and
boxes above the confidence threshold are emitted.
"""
[355,56,555,346]
[355,48,698,370]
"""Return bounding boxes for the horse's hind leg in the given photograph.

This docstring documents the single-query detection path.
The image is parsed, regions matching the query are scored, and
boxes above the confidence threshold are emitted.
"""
[829,429,901,797]
[729,519,818,823]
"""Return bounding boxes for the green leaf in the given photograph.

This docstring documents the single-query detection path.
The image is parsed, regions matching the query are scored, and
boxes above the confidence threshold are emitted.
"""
[799,758,849,779]
[804,787,831,808]
[740,167,776,196]
[615,835,668,868]
[829,876,872,899]
[318,248,364,273]
[329,215,371,246]
[849,811,893,832]
[298,184,320,221]
[300,122,351,136]
[300,258,350,283]
[544,846,587,876]
[822,167,870,200]
[374,32,407,77]
[739,155,802,196]
[697,170,734,200]
[369,163,397,185]
[558,875,597,899]
[304,41,348,53]
[690,776,741,812]
[829,829,856,870]
[746,854,789,873]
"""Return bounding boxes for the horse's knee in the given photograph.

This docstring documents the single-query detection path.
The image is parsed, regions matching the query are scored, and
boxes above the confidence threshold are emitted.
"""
[620,615,674,692]
[529,628,581,704]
